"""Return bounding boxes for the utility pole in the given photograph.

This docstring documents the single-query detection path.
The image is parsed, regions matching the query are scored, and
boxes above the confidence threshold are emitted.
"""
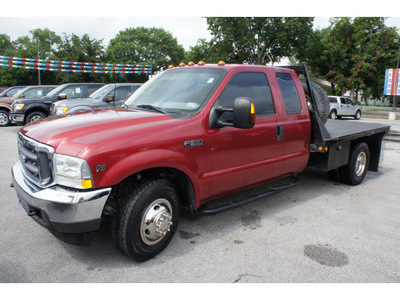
[393,39,400,111]
[37,39,41,85]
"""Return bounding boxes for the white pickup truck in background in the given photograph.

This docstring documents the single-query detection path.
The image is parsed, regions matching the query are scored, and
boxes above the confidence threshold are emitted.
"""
[328,96,362,120]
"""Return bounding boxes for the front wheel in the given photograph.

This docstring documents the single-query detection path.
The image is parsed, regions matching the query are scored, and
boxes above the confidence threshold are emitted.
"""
[354,110,361,120]
[113,179,180,261]
[342,142,370,185]
[26,111,46,124]
[329,110,337,119]
[0,110,11,127]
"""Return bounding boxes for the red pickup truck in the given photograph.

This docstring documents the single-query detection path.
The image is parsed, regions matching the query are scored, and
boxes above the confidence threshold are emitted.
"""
[11,63,389,261]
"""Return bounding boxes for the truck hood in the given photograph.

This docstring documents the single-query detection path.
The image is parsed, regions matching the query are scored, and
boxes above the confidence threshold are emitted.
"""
[20,108,180,157]
[14,96,49,105]
[55,97,91,107]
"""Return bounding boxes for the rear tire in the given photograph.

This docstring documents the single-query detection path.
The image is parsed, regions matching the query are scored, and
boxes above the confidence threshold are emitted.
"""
[112,179,180,261]
[327,167,344,182]
[302,82,330,124]
[342,142,369,185]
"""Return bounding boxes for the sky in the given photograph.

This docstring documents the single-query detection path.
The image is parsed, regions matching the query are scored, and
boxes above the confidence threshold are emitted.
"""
[1,1,400,51]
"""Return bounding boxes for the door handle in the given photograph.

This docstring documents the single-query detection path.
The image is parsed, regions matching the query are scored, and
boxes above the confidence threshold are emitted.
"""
[277,125,284,141]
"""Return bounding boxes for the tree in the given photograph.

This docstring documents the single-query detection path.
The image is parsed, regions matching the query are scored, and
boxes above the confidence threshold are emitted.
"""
[55,33,106,83]
[107,27,185,76]
[0,29,62,85]
[205,17,314,65]
[185,39,219,64]
[298,18,400,100]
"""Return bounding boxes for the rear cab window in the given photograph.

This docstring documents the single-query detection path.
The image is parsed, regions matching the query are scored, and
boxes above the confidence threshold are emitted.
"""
[276,72,302,115]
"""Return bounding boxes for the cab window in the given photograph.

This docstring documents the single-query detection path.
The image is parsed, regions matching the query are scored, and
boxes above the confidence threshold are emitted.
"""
[276,72,301,115]
[217,72,275,117]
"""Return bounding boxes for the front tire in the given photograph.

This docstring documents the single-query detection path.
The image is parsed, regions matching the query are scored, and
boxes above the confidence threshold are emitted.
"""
[0,109,11,127]
[113,179,180,261]
[26,111,46,124]
[354,110,361,120]
[329,110,337,119]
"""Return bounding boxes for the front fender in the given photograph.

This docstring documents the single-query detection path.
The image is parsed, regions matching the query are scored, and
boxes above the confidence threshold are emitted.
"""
[23,103,50,114]
[93,148,201,194]
[67,106,93,114]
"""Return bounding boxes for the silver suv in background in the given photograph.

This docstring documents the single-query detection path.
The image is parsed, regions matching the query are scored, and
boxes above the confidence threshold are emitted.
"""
[51,83,142,116]
[328,96,362,120]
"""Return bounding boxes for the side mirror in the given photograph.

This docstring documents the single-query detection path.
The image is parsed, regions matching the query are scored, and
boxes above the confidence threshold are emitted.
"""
[209,97,256,129]
[57,94,67,100]
[233,98,256,129]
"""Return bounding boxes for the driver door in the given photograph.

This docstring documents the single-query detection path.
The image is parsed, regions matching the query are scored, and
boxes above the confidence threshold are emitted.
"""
[203,70,284,202]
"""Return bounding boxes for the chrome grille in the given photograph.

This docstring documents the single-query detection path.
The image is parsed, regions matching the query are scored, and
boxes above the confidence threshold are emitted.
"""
[18,133,54,186]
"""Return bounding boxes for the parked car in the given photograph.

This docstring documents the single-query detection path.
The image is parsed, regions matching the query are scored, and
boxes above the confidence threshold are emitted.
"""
[0,86,27,98]
[50,83,142,116]
[0,85,57,127]
[328,96,362,120]
[10,83,104,125]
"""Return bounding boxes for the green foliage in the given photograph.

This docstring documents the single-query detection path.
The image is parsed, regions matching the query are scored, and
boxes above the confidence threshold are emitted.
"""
[204,17,314,64]
[54,33,106,84]
[106,27,185,73]
[185,39,219,64]
[297,17,400,99]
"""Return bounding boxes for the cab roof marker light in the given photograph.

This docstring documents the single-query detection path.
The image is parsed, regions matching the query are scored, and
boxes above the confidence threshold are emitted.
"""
[198,61,205,66]
[179,62,186,67]
[218,61,225,66]
[188,62,195,66]
[168,65,174,69]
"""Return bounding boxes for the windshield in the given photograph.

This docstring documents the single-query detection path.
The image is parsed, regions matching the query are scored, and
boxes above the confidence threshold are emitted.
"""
[89,84,115,99]
[124,68,227,115]
[0,87,25,97]
[46,84,67,98]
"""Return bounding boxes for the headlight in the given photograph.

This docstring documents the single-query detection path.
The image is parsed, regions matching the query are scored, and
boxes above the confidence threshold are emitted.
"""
[14,103,24,110]
[53,153,93,189]
[55,106,68,115]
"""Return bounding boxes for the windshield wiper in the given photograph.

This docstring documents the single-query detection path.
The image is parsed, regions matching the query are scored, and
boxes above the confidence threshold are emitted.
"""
[136,104,166,114]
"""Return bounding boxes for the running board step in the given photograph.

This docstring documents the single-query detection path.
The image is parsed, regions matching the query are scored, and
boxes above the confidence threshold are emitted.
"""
[198,175,301,215]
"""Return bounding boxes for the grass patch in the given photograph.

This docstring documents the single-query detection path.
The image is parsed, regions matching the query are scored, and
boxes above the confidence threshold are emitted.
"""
[362,106,396,111]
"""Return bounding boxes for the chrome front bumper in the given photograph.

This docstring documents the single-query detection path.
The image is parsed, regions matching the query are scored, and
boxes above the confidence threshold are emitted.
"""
[11,161,111,237]
[9,113,24,123]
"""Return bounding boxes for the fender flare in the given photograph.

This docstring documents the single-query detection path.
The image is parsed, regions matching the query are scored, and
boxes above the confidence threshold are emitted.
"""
[93,149,201,200]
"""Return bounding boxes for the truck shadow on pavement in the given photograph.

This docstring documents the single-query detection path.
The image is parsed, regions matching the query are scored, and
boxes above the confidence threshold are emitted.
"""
[58,166,390,271]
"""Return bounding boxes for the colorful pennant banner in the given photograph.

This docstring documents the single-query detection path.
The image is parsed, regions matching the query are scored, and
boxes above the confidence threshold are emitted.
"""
[0,55,152,74]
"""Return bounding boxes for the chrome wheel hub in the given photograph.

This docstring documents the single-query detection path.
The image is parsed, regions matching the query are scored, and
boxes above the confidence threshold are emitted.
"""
[30,115,43,123]
[140,199,173,246]
[0,112,8,125]
[355,152,367,177]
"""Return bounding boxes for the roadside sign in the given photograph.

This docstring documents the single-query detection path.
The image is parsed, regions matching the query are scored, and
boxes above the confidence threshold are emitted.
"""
[384,69,400,95]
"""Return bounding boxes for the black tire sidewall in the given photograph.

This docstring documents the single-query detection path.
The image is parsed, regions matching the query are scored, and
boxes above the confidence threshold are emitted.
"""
[27,111,46,124]
[116,179,180,261]
[0,110,10,126]
[344,142,370,185]
[302,82,330,124]
[355,110,361,120]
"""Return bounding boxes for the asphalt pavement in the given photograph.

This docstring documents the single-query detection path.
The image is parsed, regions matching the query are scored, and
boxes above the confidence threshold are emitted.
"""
[1,118,399,283]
